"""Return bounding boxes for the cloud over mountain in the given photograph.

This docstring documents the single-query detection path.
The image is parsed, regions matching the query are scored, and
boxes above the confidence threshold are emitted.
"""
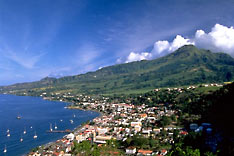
[126,52,152,63]
[194,24,234,56]
[125,24,234,62]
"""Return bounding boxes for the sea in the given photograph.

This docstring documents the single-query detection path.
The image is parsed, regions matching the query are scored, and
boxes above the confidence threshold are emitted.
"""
[0,94,100,156]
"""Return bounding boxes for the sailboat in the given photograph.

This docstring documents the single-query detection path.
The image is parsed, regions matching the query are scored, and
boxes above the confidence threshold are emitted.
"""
[23,127,27,134]
[3,145,7,153]
[33,132,37,139]
[54,122,57,130]
[16,114,21,119]
[50,123,53,132]
[20,135,23,142]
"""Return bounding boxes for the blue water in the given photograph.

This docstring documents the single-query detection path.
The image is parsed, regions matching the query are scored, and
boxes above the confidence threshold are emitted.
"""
[0,94,99,156]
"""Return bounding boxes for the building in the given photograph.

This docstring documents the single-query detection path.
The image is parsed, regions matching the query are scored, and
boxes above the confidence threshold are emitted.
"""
[137,149,153,155]
[66,133,75,141]
[126,147,137,155]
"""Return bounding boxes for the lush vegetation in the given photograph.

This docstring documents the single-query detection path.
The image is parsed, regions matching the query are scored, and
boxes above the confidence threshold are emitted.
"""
[1,45,234,96]
[72,140,123,156]
[105,83,234,155]
[183,83,234,156]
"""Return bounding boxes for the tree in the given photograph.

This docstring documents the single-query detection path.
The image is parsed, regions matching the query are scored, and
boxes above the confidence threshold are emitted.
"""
[160,116,171,127]
[168,143,201,156]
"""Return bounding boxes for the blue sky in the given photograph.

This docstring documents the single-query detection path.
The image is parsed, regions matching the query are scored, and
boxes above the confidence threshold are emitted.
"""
[0,0,234,85]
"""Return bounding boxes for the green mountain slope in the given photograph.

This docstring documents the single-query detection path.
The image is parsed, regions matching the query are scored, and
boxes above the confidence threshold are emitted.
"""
[1,45,234,95]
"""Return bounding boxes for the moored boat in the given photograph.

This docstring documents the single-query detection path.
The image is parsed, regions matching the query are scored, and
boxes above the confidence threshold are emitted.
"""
[3,145,7,153]
[33,132,37,139]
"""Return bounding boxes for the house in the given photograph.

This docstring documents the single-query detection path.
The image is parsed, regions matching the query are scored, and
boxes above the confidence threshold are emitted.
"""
[67,133,75,140]
[153,128,160,134]
[180,131,188,135]
[142,129,152,137]
[126,146,137,155]
[140,113,147,119]
[137,149,153,155]
[95,135,112,141]
[160,149,167,155]
[76,134,86,143]
[65,145,72,153]
[97,127,108,135]
[131,122,142,127]
[134,125,142,132]
[28,152,41,156]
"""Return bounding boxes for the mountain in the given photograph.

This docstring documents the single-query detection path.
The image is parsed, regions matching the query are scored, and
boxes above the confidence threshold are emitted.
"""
[1,45,234,95]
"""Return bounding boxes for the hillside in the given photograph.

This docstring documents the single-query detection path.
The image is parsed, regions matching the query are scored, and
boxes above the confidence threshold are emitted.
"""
[1,45,234,95]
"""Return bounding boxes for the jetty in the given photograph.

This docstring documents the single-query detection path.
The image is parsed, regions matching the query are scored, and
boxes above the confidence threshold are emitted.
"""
[46,129,71,133]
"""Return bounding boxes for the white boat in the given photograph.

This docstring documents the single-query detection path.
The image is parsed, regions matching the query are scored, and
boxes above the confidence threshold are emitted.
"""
[50,123,53,132]
[7,133,10,137]
[73,113,76,118]
[23,127,26,134]
[16,115,21,119]
[20,136,23,142]
[3,145,7,153]
[6,129,10,133]
[54,123,57,130]
[33,132,37,139]
[70,119,74,124]
[30,126,33,129]
[60,119,63,122]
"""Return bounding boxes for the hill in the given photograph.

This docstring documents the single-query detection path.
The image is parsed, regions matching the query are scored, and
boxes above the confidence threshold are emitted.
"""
[1,45,234,95]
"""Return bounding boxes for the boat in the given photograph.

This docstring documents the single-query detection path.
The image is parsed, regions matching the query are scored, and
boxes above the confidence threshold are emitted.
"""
[6,129,10,133]
[7,133,10,137]
[60,119,63,122]
[50,123,53,132]
[20,135,23,142]
[33,132,37,139]
[54,122,57,130]
[3,145,7,153]
[30,126,33,129]
[73,113,76,118]
[70,119,74,124]
[23,127,26,134]
[16,114,21,119]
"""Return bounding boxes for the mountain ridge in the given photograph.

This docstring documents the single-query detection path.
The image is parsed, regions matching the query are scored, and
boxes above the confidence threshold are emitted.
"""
[1,45,234,95]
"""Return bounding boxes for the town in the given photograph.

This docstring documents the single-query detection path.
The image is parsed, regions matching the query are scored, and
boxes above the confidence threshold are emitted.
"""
[27,83,224,156]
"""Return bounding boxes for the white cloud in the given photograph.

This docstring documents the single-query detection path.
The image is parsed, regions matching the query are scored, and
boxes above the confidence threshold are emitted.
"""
[126,35,194,62]
[195,24,234,56]
[124,24,234,63]
[169,35,194,52]
[151,35,194,59]
[151,35,194,58]
[125,52,152,63]
[152,40,170,56]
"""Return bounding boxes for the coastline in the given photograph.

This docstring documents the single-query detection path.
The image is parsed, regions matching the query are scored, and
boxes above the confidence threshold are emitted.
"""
[0,94,101,156]
[66,105,103,135]
[26,98,103,155]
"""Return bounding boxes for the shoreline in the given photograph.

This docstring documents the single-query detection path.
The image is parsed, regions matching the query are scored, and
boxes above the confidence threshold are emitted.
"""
[26,98,103,155]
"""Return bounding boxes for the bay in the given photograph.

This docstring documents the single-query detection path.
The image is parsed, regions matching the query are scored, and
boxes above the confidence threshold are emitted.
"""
[0,94,99,156]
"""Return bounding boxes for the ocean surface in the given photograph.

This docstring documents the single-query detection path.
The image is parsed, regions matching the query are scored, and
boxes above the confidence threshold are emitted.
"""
[0,94,99,156]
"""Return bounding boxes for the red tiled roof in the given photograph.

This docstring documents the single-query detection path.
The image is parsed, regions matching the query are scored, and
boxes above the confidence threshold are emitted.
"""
[161,149,167,153]
[138,149,153,154]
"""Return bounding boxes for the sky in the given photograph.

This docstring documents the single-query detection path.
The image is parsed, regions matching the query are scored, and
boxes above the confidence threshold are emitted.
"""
[0,0,234,85]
